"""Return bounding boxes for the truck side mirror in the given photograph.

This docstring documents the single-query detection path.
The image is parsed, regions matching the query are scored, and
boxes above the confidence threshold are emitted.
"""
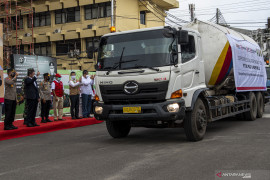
[178,30,189,44]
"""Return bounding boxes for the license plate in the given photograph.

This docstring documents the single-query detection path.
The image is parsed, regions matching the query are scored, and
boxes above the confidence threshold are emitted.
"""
[123,107,142,114]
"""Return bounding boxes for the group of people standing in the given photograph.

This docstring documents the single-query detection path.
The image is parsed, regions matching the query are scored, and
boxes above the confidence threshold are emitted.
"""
[3,68,95,130]
[68,70,95,119]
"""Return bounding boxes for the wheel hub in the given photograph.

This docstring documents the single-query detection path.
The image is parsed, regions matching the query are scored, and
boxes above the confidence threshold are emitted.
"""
[197,109,207,129]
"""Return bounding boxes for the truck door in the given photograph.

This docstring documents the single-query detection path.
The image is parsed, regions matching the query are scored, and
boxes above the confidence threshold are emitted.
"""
[178,33,205,107]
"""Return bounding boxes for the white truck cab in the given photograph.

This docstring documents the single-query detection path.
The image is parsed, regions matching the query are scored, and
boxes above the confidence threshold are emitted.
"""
[93,21,267,141]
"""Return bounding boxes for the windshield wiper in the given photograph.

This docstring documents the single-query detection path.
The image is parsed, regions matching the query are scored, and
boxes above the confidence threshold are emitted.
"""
[105,59,139,75]
[133,65,160,72]
[118,47,125,69]
[106,47,125,75]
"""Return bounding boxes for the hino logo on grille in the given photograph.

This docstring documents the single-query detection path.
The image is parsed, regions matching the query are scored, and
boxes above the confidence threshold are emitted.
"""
[124,81,139,94]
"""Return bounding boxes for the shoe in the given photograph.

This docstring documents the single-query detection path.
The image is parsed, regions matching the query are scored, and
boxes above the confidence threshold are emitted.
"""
[4,126,15,130]
[72,117,76,120]
[23,122,27,125]
[83,116,87,118]
[58,119,65,121]
[27,123,35,127]
[76,117,82,119]
[54,119,58,121]
[11,125,18,129]
[34,123,40,126]
[46,119,53,122]
[41,119,47,123]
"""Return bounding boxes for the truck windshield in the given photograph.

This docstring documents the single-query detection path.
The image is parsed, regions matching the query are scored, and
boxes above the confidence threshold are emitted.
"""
[97,29,176,70]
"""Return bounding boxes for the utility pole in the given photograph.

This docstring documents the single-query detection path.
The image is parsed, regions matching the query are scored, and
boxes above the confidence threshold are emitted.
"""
[111,0,114,27]
[216,8,219,24]
[189,4,195,22]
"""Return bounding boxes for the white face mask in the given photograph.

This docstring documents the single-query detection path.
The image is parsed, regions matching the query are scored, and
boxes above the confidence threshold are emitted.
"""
[71,76,76,80]
[86,75,90,78]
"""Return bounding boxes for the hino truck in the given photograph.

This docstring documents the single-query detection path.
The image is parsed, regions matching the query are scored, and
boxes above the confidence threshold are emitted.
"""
[93,20,267,141]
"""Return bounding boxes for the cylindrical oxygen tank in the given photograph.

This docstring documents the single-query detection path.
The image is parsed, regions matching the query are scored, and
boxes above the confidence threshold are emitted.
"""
[184,20,258,88]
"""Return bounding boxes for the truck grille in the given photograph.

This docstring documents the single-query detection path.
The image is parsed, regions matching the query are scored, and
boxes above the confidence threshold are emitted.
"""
[100,81,169,104]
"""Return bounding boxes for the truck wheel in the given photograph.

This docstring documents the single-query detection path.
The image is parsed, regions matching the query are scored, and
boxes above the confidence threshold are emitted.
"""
[184,98,207,141]
[106,120,131,138]
[256,92,264,118]
[244,92,257,121]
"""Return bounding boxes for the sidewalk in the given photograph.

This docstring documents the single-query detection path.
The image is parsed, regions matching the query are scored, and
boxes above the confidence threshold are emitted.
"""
[0,117,103,141]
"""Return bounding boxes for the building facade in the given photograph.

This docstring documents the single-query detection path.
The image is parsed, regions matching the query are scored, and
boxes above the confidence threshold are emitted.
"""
[0,0,179,71]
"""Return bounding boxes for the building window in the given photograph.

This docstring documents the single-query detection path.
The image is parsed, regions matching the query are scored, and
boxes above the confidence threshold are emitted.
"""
[11,16,23,30]
[28,12,51,27]
[55,7,80,24]
[106,2,111,17]
[140,11,146,25]
[34,42,51,56]
[85,2,111,20]
[56,39,81,56]
[92,4,98,19]
[86,37,100,52]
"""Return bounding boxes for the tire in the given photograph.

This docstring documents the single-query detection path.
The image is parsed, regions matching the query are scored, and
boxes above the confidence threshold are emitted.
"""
[244,92,257,121]
[256,92,264,118]
[106,120,131,138]
[184,98,207,141]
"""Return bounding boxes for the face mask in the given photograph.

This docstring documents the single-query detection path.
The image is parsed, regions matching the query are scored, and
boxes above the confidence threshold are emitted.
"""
[71,76,76,80]
[46,77,50,81]
[86,75,90,78]
[58,78,61,81]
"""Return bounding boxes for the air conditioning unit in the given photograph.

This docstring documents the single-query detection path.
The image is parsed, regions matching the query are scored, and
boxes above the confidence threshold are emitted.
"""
[87,24,93,29]
[24,33,31,37]
[74,49,80,56]
[54,29,61,33]
[68,50,74,58]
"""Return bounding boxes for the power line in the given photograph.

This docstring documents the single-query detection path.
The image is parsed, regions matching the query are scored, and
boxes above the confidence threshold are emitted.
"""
[173,7,270,17]
[170,0,270,14]
[227,22,267,24]
[139,0,179,26]
[148,0,188,23]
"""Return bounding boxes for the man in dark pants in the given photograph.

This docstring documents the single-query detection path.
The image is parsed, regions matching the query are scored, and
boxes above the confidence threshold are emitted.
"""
[4,69,18,130]
[25,68,40,127]
[69,71,81,119]
[40,73,53,123]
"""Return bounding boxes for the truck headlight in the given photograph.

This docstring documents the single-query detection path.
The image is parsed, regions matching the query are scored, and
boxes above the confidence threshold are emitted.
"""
[167,103,180,113]
[95,106,103,114]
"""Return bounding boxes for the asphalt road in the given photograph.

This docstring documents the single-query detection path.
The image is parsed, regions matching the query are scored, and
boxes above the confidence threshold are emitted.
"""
[1,105,270,180]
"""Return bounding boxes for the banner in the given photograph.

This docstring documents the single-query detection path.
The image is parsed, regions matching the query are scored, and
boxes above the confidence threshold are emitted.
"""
[227,34,267,92]
[0,24,4,103]
[12,54,57,93]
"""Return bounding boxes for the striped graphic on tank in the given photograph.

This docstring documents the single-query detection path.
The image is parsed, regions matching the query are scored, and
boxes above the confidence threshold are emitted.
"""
[208,41,233,85]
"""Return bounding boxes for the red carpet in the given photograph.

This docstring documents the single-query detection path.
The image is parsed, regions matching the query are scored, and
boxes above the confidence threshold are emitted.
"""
[0,117,103,141]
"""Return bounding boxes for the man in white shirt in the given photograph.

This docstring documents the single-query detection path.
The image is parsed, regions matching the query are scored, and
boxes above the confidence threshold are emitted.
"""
[80,70,94,118]
[69,71,81,119]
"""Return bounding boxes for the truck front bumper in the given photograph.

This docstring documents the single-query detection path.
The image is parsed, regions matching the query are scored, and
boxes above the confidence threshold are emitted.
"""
[94,99,185,121]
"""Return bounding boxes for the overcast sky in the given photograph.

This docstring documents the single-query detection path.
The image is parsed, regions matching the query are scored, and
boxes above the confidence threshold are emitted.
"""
[169,0,269,30]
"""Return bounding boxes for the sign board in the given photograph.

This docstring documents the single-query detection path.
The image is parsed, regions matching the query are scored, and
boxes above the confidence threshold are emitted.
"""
[227,34,267,92]
[12,54,57,93]
[0,24,4,103]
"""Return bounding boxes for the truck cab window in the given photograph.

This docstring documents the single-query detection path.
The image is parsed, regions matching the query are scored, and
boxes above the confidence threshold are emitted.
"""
[181,35,196,63]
